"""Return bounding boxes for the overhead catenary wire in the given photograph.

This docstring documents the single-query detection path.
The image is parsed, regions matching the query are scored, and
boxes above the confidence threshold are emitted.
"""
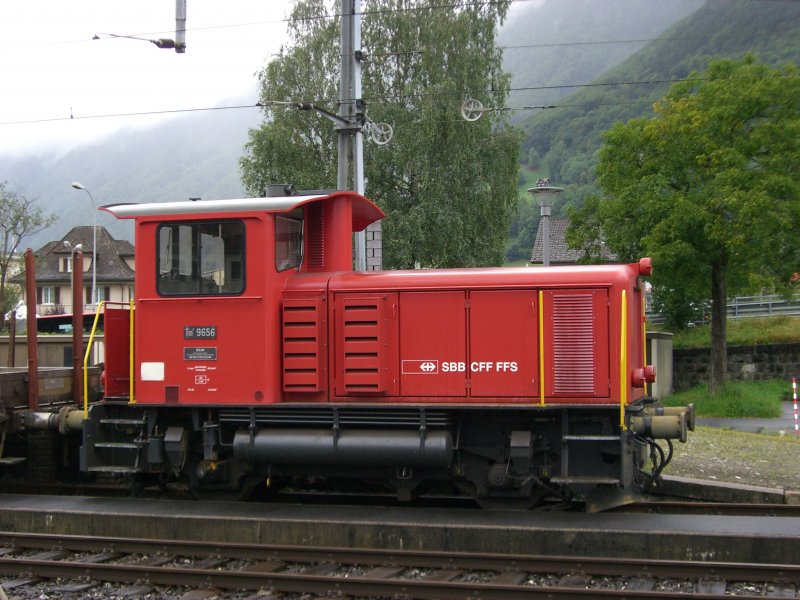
[0,0,747,54]
[2,71,796,128]
[0,104,258,127]
[2,0,795,130]
[0,0,540,51]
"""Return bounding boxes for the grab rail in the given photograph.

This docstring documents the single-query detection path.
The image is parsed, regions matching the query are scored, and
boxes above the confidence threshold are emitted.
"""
[82,301,135,417]
[82,302,105,418]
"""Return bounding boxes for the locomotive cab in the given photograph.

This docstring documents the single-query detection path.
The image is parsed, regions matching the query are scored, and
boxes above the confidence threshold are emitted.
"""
[96,191,384,408]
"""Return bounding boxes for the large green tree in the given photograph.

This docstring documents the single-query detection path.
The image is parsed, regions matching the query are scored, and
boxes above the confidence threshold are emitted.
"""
[241,0,521,268]
[568,56,800,391]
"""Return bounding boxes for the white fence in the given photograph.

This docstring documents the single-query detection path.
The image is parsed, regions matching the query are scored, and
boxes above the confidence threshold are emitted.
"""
[647,293,800,325]
[0,335,105,368]
[726,294,800,319]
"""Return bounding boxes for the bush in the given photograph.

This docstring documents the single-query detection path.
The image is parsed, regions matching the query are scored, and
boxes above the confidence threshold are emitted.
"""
[661,379,787,418]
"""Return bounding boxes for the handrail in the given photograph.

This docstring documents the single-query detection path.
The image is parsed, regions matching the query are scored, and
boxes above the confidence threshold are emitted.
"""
[641,292,647,370]
[619,290,627,430]
[82,301,105,418]
[129,299,135,404]
[82,301,135,417]
[538,290,545,406]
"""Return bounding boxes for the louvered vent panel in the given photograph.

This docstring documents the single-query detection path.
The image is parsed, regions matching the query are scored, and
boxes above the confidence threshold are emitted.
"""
[306,203,324,269]
[340,298,384,393]
[282,298,324,392]
[552,294,595,394]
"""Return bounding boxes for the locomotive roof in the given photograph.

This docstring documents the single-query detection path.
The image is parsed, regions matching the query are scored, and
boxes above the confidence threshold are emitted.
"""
[283,259,651,294]
[100,191,385,232]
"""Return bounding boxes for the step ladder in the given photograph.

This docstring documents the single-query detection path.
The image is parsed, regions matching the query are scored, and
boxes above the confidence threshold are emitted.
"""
[87,417,147,474]
[549,412,621,486]
[0,432,25,467]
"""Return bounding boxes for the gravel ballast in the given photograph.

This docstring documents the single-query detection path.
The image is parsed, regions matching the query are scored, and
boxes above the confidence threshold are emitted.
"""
[664,426,800,491]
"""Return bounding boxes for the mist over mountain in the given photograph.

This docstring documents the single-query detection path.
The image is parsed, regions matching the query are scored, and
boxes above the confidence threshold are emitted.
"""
[500,0,703,123]
[4,0,795,257]
[1,99,260,249]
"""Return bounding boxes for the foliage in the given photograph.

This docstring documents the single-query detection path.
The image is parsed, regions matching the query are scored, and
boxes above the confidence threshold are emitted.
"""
[570,56,800,389]
[661,379,786,419]
[240,0,340,194]
[0,181,55,316]
[668,316,800,350]
[519,0,800,192]
[0,284,20,331]
[505,196,538,262]
[502,0,702,261]
[241,0,521,269]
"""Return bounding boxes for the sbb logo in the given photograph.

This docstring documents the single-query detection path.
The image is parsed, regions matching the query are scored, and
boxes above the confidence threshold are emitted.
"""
[441,362,466,372]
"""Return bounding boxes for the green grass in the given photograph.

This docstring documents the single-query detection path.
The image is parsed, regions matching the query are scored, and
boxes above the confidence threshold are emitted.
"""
[661,379,788,418]
[669,316,800,349]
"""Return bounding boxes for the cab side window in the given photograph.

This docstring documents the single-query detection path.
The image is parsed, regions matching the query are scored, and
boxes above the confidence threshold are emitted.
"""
[157,221,245,296]
[275,210,303,272]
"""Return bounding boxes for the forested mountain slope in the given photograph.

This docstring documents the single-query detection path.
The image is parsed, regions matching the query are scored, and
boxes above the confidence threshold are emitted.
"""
[508,0,800,261]
[500,0,702,124]
[522,0,800,188]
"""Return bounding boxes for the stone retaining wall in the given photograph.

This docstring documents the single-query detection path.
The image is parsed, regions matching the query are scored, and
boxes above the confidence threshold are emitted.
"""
[673,342,800,391]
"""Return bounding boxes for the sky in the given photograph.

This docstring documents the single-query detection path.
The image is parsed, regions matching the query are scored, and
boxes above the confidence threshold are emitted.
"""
[0,1,295,156]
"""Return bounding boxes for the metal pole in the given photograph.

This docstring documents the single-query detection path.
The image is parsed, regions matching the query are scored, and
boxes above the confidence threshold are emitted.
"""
[7,310,16,367]
[92,208,97,309]
[71,250,84,404]
[175,0,187,53]
[353,0,366,272]
[338,0,367,271]
[542,211,551,267]
[24,249,39,411]
[71,182,97,310]
[338,0,353,193]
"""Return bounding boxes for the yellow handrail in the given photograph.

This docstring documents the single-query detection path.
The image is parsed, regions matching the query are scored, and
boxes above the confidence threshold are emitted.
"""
[83,302,106,418]
[128,299,135,404]
[619,290,627,429]
[641,292,647,370]
[538,290,545,406]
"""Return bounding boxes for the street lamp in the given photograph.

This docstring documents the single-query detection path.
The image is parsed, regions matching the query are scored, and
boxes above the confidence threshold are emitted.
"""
[71,182,97,310]
[528,179,564,267]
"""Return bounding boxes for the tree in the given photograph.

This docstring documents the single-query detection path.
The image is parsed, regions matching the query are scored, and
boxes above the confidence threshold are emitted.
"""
[568,56,800,391]
[241,0,521,268]
[0,182,56,318]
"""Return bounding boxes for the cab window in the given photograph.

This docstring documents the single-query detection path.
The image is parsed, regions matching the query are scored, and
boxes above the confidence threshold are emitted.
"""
[275,210,303,272]
[157,221,245,296]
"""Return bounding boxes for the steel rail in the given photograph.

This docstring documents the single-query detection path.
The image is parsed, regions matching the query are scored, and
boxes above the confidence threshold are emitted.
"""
[614,501,800,517]
[0,554,795,600]
[1,532,798,583]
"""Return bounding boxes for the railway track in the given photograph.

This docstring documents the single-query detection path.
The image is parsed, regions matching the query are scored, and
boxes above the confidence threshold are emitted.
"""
[614,500,800,517]
[4,478,799,516]
[1,532,798,599]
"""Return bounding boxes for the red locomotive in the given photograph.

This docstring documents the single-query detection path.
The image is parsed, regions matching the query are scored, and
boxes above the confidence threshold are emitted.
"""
[77,189,691,506]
